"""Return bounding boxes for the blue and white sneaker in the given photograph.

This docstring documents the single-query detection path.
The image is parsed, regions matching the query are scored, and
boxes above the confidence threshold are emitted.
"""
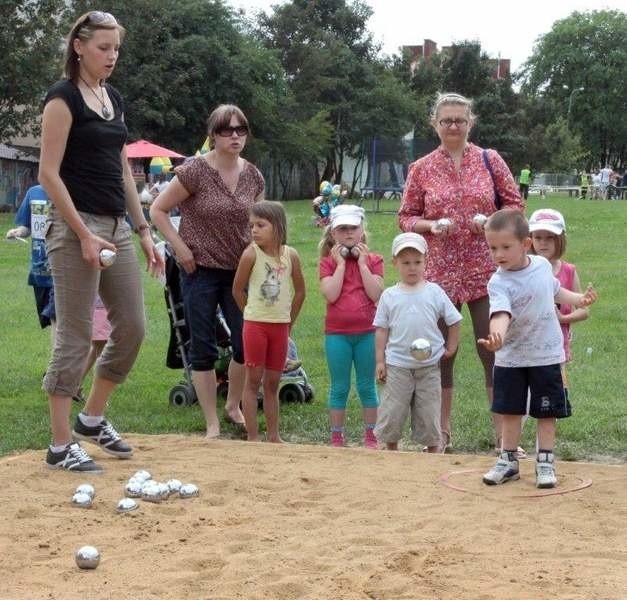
[483,452,520,485]
[535,452,557,488]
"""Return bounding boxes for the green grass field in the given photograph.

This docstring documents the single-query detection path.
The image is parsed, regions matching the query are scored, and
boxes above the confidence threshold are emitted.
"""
[1,195,625,461]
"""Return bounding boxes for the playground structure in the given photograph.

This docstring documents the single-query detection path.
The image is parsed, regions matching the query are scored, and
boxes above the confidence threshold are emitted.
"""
[358,136,409,213]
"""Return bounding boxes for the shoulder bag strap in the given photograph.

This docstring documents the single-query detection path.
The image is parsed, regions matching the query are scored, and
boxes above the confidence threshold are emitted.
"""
[482,149,503,210]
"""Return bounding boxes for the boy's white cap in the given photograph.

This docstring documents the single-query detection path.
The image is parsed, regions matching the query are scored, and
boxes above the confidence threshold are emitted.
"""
[330,204,364,228]
[528,209,566,235]
[392,232,428,256]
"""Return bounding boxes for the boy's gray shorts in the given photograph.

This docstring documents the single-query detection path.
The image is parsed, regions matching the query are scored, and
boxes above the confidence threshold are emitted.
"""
[375,364,441,446]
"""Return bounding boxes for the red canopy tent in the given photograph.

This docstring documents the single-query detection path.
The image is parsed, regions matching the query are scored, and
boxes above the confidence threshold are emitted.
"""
[125,139,184,158]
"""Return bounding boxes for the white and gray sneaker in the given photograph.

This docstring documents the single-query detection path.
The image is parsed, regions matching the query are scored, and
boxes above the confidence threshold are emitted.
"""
[535,452,557,488]
[72,416,133,458]
[483,451,520,485]
[46,442,104,473]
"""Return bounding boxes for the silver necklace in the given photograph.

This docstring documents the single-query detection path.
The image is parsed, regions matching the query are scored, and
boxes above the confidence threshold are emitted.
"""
[78,75,112,119]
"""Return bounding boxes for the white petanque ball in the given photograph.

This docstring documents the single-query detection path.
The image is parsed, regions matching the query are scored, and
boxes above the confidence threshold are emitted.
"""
[179,483,200,498]
[435,218,452,231]
[71,492,93,509]
[142,482,162,503]
[75,545,100,569]
[410,338,432,361]
[166,479,182,495]
[125,480,143,498]
[75,484,95,499]
[157,483,170,501]
[132,470,152,483]
[117,498,139,513]
[473,213,488,227]
[99,249,116,267]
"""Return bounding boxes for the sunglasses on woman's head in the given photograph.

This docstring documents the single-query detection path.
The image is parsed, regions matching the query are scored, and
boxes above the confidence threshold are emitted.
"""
[84,11,117,25]
[216,126,249,137]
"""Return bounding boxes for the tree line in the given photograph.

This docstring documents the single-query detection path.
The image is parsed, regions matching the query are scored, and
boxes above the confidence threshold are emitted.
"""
[2,0,625,198]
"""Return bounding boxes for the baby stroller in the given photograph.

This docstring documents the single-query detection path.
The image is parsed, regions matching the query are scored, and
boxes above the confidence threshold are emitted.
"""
[162,246,313,407]
[163,248,231,406]
[278,338,314,404]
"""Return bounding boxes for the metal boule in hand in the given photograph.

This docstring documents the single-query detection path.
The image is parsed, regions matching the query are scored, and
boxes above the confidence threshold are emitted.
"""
[99,249,116,267]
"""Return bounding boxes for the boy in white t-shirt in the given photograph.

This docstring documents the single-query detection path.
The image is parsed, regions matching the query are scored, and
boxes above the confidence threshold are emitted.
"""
[479,209,597,488]
[374,233,462,452]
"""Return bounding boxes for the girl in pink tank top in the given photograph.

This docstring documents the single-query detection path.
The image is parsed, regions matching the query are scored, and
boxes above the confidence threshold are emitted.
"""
[529,209,590,390]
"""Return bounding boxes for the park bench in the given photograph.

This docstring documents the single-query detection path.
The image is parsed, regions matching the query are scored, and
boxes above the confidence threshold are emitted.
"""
[548,185,581,197]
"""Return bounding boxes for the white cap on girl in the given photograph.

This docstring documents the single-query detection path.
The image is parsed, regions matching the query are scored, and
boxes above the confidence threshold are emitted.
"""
[330,204,365,228]
[528,209,566,235]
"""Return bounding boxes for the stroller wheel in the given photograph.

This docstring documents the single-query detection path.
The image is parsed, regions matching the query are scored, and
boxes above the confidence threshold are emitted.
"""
[169,383,197,407]
[304,384,315,402]
[279,383,307,404]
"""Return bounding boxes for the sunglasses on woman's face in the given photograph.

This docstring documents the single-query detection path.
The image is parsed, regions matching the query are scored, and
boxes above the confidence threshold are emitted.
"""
[216,126,249,137]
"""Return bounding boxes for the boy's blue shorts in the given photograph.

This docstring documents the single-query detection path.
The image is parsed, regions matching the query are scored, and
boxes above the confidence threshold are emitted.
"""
[492,364,571,419]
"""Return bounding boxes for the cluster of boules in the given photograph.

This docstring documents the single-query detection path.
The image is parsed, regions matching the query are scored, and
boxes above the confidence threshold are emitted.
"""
[125,470,198,503]
[71,471,199,570]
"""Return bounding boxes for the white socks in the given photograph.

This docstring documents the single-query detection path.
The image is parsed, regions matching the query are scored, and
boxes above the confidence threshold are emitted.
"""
[79,412,105,427]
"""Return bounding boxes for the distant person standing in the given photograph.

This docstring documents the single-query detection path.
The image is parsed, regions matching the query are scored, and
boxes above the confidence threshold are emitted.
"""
[579,170,589,199]
[591,170,602,199]
[518,165,531,200]
[5,185,55,333]
[608,170,621,200]
[149,174,170,198]
[599,165,613,199]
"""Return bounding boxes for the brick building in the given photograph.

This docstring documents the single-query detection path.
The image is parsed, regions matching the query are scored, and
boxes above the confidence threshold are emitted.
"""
[404,39,510,79]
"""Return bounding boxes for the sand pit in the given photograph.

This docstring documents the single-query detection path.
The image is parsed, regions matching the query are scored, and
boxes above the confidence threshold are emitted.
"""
[1,435,625,599]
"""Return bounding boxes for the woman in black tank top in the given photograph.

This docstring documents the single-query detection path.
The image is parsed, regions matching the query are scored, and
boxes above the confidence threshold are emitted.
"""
[39,11,164,474]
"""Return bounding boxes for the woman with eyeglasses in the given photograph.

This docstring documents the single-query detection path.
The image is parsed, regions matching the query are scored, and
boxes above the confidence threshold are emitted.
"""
[151,105,264,439]
[398,92,522,454]
[39,12,164,473]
